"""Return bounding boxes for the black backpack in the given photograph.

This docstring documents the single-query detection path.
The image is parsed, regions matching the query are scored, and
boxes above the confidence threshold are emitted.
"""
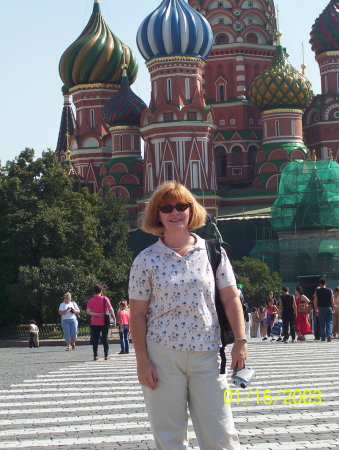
[206,239,242,374]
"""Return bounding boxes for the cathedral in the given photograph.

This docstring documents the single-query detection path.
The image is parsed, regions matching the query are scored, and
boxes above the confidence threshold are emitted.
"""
[56,0,339,226]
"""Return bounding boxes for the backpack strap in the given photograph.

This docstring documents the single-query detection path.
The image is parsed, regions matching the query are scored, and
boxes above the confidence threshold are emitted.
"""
[205,239,227,375]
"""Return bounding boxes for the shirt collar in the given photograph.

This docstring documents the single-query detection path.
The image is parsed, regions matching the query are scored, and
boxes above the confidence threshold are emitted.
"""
[153,232,206,255]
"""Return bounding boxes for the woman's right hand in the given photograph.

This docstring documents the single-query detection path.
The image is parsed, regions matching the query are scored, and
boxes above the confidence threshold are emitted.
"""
[137,359,158,390]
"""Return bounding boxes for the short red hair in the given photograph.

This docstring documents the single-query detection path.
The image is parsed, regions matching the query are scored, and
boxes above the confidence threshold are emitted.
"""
[142,181,207,236]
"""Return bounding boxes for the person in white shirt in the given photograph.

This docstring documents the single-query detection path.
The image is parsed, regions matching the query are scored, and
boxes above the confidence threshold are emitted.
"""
[58,292,80,351]
[28,320,39,348]
[129,181,247,450]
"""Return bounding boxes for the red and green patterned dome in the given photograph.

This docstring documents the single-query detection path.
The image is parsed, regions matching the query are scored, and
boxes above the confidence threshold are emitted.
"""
[102,71,147,126]
[59,0,138,88]
[249,44,313,110]
[310,0,339,55]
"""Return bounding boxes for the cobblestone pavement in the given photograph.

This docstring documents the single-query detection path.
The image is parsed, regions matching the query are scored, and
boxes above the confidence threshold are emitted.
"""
[0,338,338,449]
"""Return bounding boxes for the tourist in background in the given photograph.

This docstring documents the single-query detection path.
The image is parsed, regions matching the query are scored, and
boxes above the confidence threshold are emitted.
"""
[259,306,266,338]
[28,320,39,348]
[117,301,130,354]
[262,294,278,340]
[86,284,116,360]
[58,292,80,351]
[295,286,312,342]
[250,307,260,338]
[314,278,335,342]
[279,286,296,343]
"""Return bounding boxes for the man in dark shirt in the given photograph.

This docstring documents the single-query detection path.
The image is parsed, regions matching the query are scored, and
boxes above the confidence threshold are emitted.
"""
[314,278,335,342]
[279,286,297,343]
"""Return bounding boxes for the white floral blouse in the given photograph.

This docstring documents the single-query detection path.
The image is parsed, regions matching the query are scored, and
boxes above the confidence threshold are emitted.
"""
[128,233,236,351]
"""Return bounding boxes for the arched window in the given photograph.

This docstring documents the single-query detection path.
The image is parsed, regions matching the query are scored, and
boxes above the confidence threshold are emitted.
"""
[185,78,190,100]
[216,34,229,45]
[214,146,227,177]
[248,145,258,175]
[324,75,328,94]
[218,84,225,102]
[275,120,280,136]
[167,78,172,101]
[90,109,95,128]
[153,81,158,100]
[232,146,243,165]
[291,119,296,137]
[246,33,258,44]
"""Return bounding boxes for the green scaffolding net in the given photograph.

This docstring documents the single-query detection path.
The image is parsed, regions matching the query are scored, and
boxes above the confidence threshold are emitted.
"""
[251,160,339,281]
[271,160,339,232]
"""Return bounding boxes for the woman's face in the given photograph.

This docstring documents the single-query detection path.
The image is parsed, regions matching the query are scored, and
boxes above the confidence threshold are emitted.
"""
[64,294,71,303]
[159,200,191,233]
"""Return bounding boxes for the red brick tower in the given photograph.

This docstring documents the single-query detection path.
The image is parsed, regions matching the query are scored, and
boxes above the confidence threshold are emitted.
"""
[189,0,277,190]
[136,0,218,213]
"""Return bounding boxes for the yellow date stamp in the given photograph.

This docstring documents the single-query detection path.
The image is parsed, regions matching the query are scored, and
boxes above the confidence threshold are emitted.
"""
[224,388,322,406]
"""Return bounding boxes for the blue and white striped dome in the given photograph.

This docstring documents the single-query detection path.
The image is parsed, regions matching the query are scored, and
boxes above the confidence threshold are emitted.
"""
[136,0,213,62]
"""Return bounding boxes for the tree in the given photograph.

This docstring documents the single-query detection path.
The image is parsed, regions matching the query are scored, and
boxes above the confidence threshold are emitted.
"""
[232,256,282,307]
[0,149,131,326]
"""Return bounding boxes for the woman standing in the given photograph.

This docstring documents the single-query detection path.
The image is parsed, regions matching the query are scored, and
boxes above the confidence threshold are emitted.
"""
[58,293,80,351]
[117,301,130,354]
[295,286,312,341]
[86,284,116,361]
[250,307,260,338]
[129,181,246,450]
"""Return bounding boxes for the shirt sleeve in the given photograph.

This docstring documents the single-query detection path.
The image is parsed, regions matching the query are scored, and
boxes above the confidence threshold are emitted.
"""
[59,303,66,311]
[128,252,152,301]
[215,247,236,290]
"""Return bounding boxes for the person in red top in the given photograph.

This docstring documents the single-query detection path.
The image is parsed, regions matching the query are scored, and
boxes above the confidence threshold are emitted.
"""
[117,301,130,354]
[86,284,115,361]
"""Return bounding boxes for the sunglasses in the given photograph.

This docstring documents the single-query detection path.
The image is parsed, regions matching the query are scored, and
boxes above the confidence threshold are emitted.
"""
[159,202,192,213]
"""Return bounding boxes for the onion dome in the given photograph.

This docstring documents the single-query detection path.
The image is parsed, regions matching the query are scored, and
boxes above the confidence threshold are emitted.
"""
[59,0,138,88]
[310,0,339,55]
[102,70,147,126]
[249,44,313,110]
[136,0,213,62]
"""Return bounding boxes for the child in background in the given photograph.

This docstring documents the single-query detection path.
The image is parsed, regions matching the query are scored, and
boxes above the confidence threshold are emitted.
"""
[28,320,39,348]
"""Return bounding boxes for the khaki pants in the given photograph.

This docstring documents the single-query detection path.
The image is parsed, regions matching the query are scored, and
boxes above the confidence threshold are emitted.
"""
[142,339,240,450]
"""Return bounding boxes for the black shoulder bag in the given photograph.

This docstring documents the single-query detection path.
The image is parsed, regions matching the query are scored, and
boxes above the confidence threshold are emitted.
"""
[205,239,235,374]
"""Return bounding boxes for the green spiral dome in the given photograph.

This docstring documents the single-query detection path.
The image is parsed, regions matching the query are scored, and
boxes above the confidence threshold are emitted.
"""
[59,1,138,88]
[249,46,313,110]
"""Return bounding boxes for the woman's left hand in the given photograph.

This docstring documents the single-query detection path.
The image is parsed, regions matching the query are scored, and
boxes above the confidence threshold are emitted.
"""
[230,341,248,370]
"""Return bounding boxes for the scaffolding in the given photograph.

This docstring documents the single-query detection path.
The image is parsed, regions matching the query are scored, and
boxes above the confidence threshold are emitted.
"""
[251,160,339,281]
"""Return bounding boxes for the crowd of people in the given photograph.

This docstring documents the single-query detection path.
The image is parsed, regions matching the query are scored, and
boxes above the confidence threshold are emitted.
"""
[243,282,338,343]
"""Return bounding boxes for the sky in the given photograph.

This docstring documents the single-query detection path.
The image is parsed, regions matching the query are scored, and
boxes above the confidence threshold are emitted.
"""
[0,0,329,164]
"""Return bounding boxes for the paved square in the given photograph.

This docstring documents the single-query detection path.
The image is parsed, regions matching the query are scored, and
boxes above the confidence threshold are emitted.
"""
[0,338,338,449]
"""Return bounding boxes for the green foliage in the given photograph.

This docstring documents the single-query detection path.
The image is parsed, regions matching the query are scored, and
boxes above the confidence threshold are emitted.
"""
[232,256,282,307]
[0,149,131,326]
